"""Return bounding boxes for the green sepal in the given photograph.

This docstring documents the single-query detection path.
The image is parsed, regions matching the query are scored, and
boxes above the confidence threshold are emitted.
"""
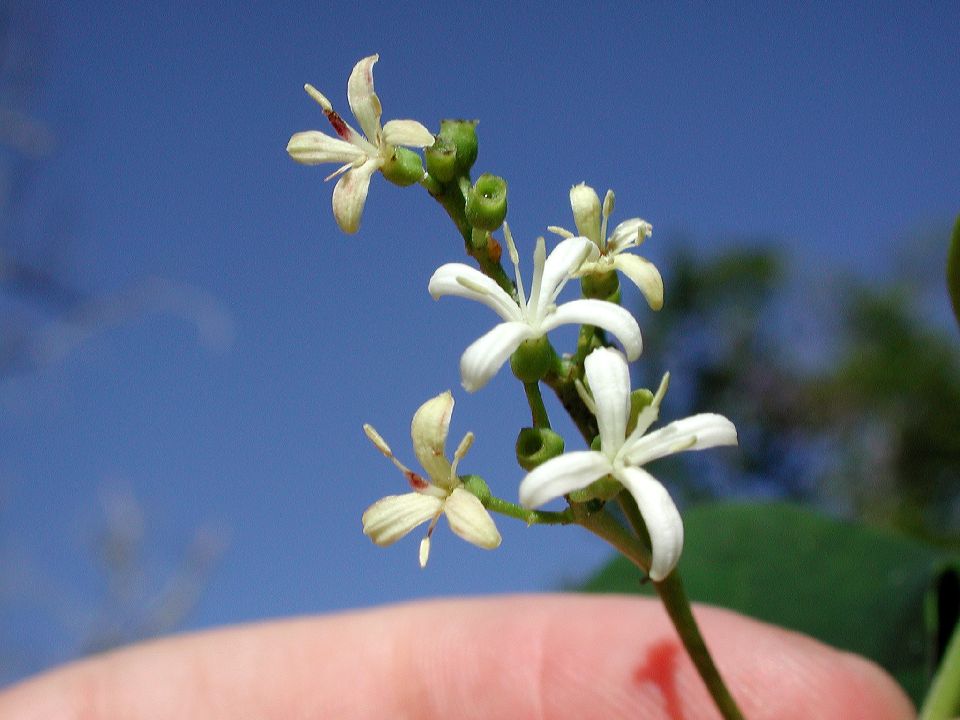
[438,119,479,176]
[465,173,508,231]
[515,427,565,471]
[627,388,655,435]
[461,474,492,503]
[580,269,620,301]
[424,137,457,183]
[381,146,425,187]
[510,335,557,383]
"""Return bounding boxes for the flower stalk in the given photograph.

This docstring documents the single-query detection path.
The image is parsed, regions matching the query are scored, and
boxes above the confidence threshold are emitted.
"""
[655,572,746,720]
[615,491,746,720]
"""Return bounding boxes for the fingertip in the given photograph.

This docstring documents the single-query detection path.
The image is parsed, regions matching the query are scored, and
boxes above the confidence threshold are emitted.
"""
[0,594,917,720]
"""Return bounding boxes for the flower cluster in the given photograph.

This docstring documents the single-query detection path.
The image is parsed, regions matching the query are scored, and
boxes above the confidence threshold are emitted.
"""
[289,55,738,579]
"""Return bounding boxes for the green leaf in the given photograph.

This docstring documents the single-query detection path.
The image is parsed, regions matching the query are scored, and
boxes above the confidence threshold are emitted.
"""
[582,501,959,704]
[948,214,960,333]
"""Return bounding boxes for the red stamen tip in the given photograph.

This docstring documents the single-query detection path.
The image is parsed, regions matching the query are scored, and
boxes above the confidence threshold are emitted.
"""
[406,471,429,491]
[325,109,351,140]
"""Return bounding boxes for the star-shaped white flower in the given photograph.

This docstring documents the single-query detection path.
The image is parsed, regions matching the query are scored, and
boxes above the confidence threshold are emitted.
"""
[362,391,501,567]
[549,183,664,310]
[287,54,435,234]
[428,225,643,392]
[518,347,737,581]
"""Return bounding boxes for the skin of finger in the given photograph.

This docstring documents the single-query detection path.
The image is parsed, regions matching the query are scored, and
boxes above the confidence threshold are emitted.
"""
[0,594,915,720]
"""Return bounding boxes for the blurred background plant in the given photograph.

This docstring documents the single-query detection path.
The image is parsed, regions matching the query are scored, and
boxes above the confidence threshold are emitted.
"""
[638,226,959,550]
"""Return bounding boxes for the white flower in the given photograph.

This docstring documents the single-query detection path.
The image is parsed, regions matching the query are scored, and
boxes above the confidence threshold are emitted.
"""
[362,391,501,567]
[428,225,643,392]
[287,54,435,234]
[518,347,737,581]
[549,183,663,310]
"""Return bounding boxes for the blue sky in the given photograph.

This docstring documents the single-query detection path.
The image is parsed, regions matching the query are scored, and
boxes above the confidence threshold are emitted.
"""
[1,1,959,682]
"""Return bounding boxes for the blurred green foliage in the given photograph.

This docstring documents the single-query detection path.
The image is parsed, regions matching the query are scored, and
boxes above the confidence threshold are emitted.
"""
[636,227,959,547]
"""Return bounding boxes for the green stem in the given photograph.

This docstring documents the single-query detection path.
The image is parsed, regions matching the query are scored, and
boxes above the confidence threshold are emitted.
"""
[610,492,746,720]
[524,381,551,429]
[484,495,573,525]
[574,503,653,570]
[919,618,960,720]
[655,573,746,720]
[575,323,602,366]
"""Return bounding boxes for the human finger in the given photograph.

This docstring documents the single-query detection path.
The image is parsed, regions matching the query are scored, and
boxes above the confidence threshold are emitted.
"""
[0,594,915,719]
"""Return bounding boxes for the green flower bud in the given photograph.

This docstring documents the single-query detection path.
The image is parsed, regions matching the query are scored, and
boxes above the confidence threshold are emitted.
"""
[510,335,557,383]
[465,174,508,231]
[580,269,620,301]
[438,119,478,175]
[424,137,457,183]
[461,474,492,503]
[380,146,426,187]
[515,427,565,471]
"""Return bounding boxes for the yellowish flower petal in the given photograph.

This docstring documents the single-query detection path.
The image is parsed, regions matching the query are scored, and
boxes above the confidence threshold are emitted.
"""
[286,131,365,165]
[331,158,379,234]
[382,119,435,148]
[362,492,443,546]
[410,391,455,487]
[613,254,664,310]
[443,487,501,550]
[346,54,382,143]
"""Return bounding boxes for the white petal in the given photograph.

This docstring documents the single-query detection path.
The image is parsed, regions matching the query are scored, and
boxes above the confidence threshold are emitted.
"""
[347,54,383,143]
[382,119,435,148]
[519,451,613,508]
[459,321,533,392]
[331,158,379,234]
[362,492,443,546]
[537,237,596,311]
[607,218,652,252]
[569,184,602,244]
[444,487,501,549]
[543,299,643,360]
[428,263,522,322]
[584,348,631,457]
[623,413,738,467]
[286,131,367,165]
[613,254,664,311]
[616,466,683,582]
[410,391,455,487]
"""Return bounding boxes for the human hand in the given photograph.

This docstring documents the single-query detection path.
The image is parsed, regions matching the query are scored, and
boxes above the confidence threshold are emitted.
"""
[0,594,914,719]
